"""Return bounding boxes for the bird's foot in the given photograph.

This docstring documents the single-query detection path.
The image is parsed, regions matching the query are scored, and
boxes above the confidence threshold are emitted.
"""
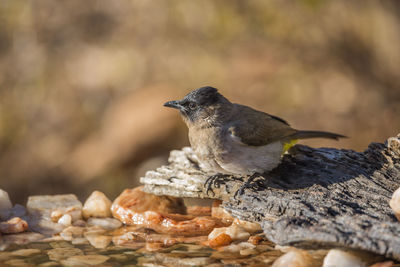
[234,173,262,199]
[205,173,230,196]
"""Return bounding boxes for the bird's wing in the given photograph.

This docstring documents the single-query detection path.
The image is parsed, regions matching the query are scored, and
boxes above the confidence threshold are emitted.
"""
[228,104,297,147]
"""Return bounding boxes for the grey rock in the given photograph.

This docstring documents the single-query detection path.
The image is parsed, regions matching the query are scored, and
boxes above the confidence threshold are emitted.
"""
[141,134,400,260]
[0,189,12,220]
[27,194,82,235]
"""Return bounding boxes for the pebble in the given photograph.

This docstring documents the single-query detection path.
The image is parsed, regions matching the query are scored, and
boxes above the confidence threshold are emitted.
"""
[27,194,82,235]
[86,234,112,249]
[87,217,122,230]
[389,187,400,221]
[208,224,250,241]
[272,249,318,267]
[38,262,61,267]
[233,218,262,233]
[47,247,83,261]
[323,249,366,267]
[211,205,234,223]
[220,242,256,253]
[61,254,110,265]
[71,237,89,245]
[58,214,72,226]
[0,217,28,234]
[59,226,85,241]
[3,258,31,267]
[10,248,41,257]
[111,186,186,216]
[0,189,12,220]
[82,191,113,219]
[1,232,45,245]
[27,194,82,221]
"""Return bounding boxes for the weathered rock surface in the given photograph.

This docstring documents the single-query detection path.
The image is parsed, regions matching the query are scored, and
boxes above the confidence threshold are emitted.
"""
[27,194,82,235]
[141,134,400,260]
[0,189,12,220]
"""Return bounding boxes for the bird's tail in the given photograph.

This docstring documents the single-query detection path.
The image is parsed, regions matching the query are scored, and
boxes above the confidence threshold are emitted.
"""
[288,130,347,141]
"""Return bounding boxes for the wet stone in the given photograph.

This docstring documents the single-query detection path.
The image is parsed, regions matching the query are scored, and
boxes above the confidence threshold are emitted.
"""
[82,191,112,219]
[27,194,82,235]
[86,234,112,249]
[0,189,12,220]
[2,232,45,245]
[47,247,83,261]
[86,217,122,230]
[38,262,60,267]
[49,241,74,249]
[3,258,31,266]
[10,248,41,257]
[61,254,110,265]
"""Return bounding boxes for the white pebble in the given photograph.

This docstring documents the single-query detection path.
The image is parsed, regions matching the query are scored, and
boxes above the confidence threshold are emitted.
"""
[272,249,316,267]
[0,189,12,220]
[82,191,112,219]
[323,249,366,267]
[58,214,72,226]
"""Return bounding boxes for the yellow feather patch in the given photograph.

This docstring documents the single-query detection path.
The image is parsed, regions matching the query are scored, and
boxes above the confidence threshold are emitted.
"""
[283,139,298,154]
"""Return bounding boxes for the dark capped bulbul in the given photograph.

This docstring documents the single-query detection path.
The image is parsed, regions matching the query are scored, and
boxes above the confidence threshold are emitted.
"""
[164,86,346,194]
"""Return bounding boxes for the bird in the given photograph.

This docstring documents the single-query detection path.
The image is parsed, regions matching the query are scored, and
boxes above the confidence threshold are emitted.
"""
[164,86,346,196]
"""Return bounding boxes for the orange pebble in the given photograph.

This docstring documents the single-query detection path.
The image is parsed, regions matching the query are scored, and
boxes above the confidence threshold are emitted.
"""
[208,233,232,248]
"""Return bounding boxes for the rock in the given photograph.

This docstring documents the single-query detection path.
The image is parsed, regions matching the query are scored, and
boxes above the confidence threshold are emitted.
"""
[71,237,89,245]
[0,252,13,261]
[86,234,112,249]
[322,249,366,267]
[27,194,82,235]
[47,247,83,261]
[141,135,400,260]
[3,259,30,266]
[59,226,85,241]
[50,210,63,222]
[0,189,12,220]
[208,224,250,241]
[208,233,232,248]
[0,217,28,234]
[154,253,216,266]
[2,232,45,245]
[82,191,112,219]
[211,203,234,224]
[232,218,262,234]
[87,217,122,230]
[57,214,72,226]
[272,249,319,267]
[219,241,256,253]
[61,255,110,265]
[10,248,41,257]
[72,220,86,227]
[370,262,394,267]
[38,262,61,267]
[389,187,400,221]
[111,186,186,216]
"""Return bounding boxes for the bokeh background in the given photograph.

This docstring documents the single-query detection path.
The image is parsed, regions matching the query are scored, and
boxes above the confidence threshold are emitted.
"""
[1,0,399,204]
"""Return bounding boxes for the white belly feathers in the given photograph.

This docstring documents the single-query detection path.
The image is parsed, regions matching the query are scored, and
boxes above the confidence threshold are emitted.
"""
[215,131,284,175]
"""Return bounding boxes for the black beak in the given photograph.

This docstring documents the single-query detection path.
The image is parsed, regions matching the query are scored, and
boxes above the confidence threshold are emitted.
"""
[163,100,182,110]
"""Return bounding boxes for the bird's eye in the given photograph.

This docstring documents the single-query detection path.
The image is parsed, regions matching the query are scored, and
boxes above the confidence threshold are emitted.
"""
[188,102,197,110]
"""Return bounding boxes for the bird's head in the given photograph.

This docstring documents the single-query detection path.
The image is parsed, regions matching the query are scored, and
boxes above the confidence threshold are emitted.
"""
[164,86,230,124]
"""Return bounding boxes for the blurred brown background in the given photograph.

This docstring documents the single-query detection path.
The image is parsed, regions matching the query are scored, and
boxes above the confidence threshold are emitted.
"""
[0,0,399,204]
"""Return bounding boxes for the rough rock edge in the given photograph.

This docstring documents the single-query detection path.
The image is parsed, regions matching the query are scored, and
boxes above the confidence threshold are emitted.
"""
[141,134,400,260]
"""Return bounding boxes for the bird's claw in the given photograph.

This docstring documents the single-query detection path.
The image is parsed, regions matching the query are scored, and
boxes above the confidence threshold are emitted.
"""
[234,173,262,200]
[205,173,229,196]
